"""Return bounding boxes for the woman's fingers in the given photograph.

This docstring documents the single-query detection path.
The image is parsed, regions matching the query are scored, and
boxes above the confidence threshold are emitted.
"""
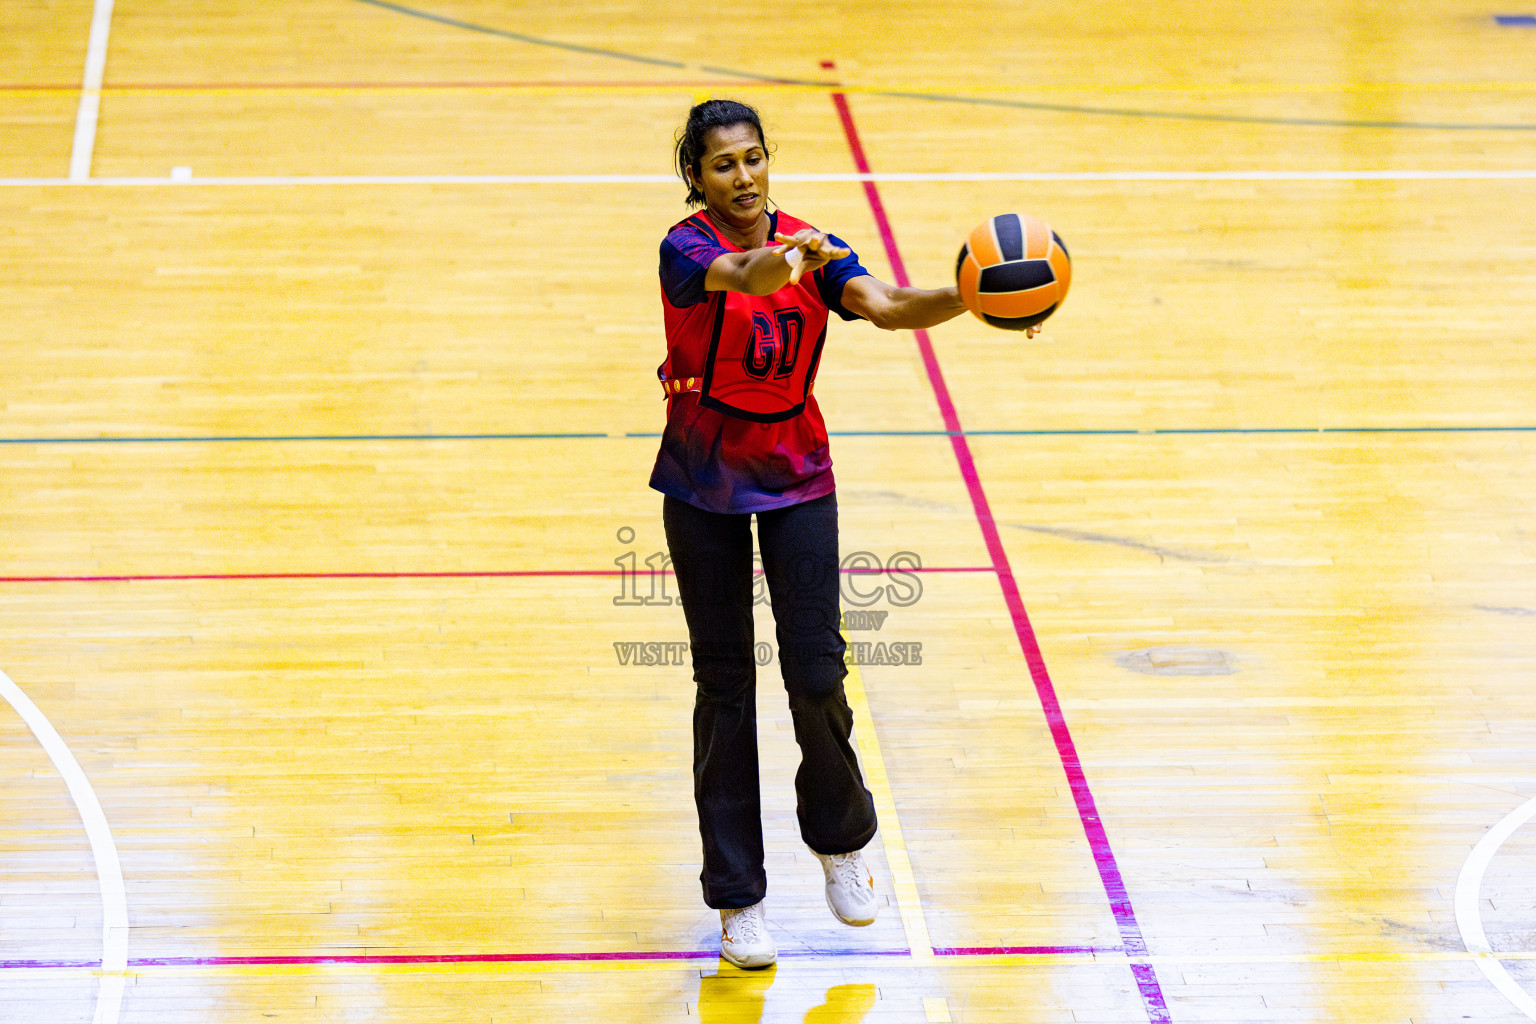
[773,231,851,261]
[772,231,850,285]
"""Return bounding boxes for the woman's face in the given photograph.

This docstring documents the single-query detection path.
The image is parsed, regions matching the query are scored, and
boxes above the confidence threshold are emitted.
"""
[692,122,769,232]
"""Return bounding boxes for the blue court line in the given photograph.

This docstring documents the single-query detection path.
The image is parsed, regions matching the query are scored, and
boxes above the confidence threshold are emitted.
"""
[356,0,1536,132]
[2,427,1532,445]
[351,0,686,67]
[0,944,1109,970]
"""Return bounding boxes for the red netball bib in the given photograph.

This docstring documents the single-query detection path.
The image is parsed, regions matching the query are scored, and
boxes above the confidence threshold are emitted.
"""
[697,279,830,423]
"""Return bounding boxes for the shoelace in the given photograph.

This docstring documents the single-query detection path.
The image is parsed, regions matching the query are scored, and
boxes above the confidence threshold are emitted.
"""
[725,904,764,944]
[828,853,869,892]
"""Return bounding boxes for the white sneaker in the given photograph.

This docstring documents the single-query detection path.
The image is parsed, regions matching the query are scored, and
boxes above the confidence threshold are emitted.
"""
[814,850,878,926]
[720,901,776,969]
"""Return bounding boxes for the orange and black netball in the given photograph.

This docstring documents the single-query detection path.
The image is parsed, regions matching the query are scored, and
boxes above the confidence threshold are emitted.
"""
[955,213,1071,330]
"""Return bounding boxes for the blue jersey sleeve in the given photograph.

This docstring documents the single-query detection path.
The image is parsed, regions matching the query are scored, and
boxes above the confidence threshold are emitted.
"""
[815,234,872,321]
[659,225,728,308]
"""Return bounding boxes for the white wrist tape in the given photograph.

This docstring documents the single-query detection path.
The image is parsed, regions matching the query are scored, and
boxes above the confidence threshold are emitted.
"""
[782,247,804,270]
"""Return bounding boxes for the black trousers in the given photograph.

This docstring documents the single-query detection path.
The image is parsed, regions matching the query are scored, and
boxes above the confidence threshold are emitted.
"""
[663,491,878,910]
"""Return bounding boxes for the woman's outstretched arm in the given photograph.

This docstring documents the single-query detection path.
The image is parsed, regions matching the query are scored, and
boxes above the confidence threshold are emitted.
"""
[841,275,1044,336]
[839,275,968,331]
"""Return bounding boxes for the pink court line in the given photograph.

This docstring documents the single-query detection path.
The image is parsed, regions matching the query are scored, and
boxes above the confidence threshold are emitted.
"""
[0,945,1110,970]
[0,567,993,584]
[829,85,1171,1023]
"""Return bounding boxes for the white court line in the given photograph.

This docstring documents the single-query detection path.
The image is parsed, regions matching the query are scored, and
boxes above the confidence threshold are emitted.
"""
[2,169,1536,188]
[1455,794,1536,1022]
[0,667,127,1024]
[68,0,116,181]
[840,655,935,962]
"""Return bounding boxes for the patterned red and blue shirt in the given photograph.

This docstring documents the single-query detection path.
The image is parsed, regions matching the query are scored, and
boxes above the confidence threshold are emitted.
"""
[650,210,870,514]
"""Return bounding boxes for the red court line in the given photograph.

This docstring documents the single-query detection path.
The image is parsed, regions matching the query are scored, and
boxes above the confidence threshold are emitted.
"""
[0,570,616,584]
[933,945,1114,957]
[829,87,1172,1023]
[0,567,993,584]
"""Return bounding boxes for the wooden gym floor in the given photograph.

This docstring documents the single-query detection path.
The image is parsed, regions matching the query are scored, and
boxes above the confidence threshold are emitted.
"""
[2,1,1535,1021]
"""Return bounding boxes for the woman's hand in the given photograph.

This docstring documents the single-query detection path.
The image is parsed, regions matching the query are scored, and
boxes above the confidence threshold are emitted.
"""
[773,230,850,285]
[701,227,852,296]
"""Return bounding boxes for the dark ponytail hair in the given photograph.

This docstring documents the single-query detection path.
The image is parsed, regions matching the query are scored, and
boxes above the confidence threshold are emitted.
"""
[674,99,770,207]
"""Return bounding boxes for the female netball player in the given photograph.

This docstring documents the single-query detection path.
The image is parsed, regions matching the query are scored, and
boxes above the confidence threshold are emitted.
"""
[654,99,1041,969]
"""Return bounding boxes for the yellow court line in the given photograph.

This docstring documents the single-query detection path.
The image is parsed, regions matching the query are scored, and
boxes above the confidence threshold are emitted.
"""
[0,84,728,98]
[4,81,1536,98]
[840,651,936,963]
